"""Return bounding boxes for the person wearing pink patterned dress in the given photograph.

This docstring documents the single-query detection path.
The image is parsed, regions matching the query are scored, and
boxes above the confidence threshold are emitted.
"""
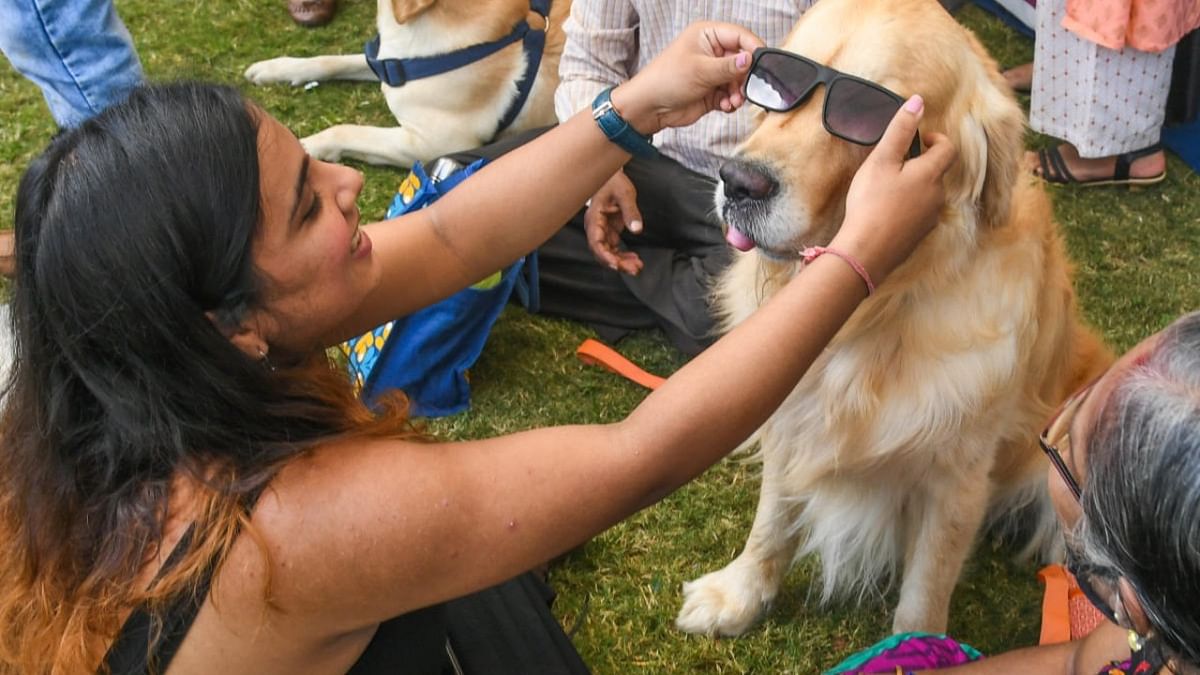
[1004,0,1200,186]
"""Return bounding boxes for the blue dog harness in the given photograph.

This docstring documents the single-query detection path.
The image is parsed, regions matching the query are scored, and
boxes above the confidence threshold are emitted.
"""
[364,0,552,137]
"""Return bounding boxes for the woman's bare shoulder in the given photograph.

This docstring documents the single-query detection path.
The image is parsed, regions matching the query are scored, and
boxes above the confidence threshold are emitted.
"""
[212,437,449,631]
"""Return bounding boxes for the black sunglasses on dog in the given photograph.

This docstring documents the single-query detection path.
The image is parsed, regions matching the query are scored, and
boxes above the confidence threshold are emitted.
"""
[744,48,921,158]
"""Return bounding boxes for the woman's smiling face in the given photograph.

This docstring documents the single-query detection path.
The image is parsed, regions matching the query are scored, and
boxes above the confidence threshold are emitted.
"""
[244,112,374,354]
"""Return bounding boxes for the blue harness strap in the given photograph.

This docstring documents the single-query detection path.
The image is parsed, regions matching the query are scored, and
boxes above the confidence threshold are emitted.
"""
[498,0,550,135]
[365,0,552,137]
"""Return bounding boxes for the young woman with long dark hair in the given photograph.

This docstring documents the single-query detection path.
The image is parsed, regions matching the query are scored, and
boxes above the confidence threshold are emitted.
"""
[0,22,956,674]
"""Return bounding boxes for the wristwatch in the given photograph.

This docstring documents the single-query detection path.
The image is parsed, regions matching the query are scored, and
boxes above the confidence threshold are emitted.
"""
[591,86,658,159]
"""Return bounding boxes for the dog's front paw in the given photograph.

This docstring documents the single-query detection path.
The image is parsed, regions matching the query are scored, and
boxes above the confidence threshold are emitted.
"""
[300,130,344,163]
[244,58,318,86]
[675,562,774,636]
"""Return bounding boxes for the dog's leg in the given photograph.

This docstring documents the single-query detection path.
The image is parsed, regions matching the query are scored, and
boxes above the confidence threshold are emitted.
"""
[675,439,803,637]
[892,452,994,634]
[244,55,375,86]
[300,123,470,167]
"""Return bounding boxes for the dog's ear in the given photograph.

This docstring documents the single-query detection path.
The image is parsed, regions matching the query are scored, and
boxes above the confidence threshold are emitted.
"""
[391,0,437,23]
[950,76,1024,229]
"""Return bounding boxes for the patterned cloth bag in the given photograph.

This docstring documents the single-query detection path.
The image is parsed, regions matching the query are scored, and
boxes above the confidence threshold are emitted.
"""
[824,632,984,674]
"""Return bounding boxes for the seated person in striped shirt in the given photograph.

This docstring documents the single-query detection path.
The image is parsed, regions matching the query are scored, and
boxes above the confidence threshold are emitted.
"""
[443,0,812,356]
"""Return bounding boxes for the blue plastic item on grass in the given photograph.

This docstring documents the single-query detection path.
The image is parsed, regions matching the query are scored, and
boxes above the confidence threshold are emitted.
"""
[1163,119,1200,174]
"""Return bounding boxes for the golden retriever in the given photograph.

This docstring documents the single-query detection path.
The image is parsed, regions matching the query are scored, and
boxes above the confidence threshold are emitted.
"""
[244,0,571,167]
[674,0,1112,635]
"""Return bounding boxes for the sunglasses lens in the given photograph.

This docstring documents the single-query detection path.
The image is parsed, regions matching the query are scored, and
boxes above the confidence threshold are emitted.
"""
[825,78,901,145]
[746,52,819,111]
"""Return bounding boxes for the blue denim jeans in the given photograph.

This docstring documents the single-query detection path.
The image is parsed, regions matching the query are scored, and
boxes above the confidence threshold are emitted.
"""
[0,0,143,128]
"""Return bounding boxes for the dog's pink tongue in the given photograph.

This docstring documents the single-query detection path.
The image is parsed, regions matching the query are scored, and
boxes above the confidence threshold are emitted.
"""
[726,226,756,252]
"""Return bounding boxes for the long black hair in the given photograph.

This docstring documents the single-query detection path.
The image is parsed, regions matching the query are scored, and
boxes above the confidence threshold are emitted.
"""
[0,82,412,673]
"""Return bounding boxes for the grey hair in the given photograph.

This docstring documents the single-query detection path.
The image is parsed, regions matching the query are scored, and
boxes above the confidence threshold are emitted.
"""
[1076,310,1200,667]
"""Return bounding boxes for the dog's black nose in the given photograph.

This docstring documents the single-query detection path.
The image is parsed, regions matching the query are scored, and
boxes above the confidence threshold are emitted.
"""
[720,161,778,203]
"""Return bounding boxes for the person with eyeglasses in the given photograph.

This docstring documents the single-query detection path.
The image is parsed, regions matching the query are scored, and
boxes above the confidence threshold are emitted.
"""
[827,312,1200,674]
[0,22,959,675]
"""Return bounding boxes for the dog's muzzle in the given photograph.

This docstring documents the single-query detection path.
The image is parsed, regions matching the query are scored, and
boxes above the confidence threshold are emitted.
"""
[719,160,779,252]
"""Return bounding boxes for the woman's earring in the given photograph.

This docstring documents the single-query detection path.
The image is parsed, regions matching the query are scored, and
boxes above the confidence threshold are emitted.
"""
[1127,629,1146,653]
[258,347,277,373]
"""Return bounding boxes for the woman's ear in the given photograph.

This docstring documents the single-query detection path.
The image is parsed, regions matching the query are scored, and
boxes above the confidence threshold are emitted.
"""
[1118,577,1154,638]
[205,310,269,360]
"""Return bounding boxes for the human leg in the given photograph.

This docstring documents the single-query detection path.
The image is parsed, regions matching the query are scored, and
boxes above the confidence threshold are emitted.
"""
[0,0,143,129]
[1027,0,1172,184]
[1002,61,1033,93]
[1031,142,1167,186]
[613,154,729,355]
[444,571,590,674]
[443,132,728,355]
[439,129,659,343]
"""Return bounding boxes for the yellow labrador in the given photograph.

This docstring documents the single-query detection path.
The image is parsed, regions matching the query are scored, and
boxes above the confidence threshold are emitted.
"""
[675,0,1112,636]
[245,0,571,167]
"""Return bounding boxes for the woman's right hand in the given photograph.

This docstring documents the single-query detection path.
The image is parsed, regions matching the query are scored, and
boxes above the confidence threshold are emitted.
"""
[608,21,764,137]
[830,95,958,287]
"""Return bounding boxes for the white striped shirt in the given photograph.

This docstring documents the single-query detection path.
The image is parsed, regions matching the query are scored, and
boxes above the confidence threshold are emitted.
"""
[555,0,813,177]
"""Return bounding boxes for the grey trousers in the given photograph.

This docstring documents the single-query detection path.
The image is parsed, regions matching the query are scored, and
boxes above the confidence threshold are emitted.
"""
[445,127,729,356]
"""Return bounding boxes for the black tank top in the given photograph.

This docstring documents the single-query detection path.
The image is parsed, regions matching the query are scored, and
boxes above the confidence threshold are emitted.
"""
[100,529,592,675]
[101,525,457,675]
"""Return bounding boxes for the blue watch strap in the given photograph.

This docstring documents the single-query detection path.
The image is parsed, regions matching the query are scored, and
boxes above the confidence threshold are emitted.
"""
[591,86,658,159]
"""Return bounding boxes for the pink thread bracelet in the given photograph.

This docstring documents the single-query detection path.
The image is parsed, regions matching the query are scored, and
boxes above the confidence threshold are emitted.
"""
[801,246,876,295]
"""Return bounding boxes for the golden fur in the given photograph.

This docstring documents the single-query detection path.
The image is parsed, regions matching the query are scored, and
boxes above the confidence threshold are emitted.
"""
[674,0,1112,636]
[244,0,571,167]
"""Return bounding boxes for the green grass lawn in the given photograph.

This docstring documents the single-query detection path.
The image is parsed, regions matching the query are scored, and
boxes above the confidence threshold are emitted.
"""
[2,1,1198,672]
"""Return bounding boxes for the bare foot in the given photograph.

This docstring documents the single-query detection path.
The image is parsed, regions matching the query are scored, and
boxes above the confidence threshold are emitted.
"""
[1002,62,1033,92]
[0,230,13,279]
[1026,143,1166,183]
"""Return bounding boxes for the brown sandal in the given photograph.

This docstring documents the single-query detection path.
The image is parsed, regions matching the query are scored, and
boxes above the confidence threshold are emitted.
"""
[288,0,338,27]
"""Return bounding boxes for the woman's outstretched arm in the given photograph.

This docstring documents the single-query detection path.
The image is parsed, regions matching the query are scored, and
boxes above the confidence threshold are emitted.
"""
[908,621,1131,675]
[240,100,959,635]
[327,22,763,343]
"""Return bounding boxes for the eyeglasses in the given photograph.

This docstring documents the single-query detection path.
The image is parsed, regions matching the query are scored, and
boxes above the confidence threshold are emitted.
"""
[1038,383,1097,502]
[743,48,921,158]
[1040,381,1124,625]
[1065,542,1121,624]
